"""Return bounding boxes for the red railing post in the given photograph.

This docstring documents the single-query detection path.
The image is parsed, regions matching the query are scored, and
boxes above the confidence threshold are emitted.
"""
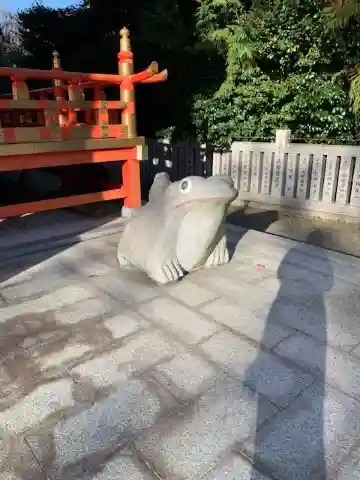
[52,51,67,128]
[118,27,136,138]
[118,27,141,212]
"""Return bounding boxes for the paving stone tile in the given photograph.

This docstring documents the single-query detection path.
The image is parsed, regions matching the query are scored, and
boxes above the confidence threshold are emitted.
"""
[0,251,71,286]
[322,284,360,350]
[165,279,217,307]
[1,313,106,373]
[138,298,220,346]
[52,284,97,307]
[204,453,273,480]
[27,378,177,479]
[228,226,360,285]
[0,339,84,411]
[152,352,218,403]
[224,260,274,285]
[0,296,61,325]
[0,284,97,326]
[201,298,293,348]
[337,445,360,479]
[20,330,69,351]
[230,229,337,278]
[199,330,314,407]
[134,376,277,480]
[275,332,360,400]
[0,378,76,435]
[0,312,58,356]
[59,249,115,278]
[0,435,46,480]
[91,271,159,304]
[351,343,360,357]
[71,329,183,389]
[1,264,71,303]
[103,312,149,340]
[257,296,359,351]
[87,448,157,480]
[242,382,360,480]
[0,263,36,289]
[37,343,92,372]
[198,274,276,318]
[54,297,112,325]
[259,276,327,304]
[265,260,331,286]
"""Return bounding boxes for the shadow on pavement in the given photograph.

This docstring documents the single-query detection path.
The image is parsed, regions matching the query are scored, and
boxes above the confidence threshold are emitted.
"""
[246,230,334,480]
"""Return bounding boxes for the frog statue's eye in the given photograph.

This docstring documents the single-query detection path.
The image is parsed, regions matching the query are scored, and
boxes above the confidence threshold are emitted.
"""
[179,179,192,194]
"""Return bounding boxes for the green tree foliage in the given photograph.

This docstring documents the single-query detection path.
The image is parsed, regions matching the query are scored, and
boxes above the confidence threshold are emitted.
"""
[193,0,360,148]
[323,0,360,113]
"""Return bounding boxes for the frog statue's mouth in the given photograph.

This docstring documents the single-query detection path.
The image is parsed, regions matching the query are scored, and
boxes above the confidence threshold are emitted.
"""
[173,174,238,209]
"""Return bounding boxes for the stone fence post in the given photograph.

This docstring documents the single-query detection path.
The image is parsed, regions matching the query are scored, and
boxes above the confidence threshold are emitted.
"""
[271,128,291,197]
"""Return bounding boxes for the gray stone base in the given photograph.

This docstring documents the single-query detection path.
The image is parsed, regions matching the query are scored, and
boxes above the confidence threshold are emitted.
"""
[121,206,140,218]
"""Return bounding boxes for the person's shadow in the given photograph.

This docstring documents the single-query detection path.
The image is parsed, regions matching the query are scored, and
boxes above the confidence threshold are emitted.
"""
[247,230,334,480]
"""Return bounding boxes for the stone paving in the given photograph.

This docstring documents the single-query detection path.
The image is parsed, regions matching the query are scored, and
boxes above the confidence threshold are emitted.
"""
[1,224,360,479]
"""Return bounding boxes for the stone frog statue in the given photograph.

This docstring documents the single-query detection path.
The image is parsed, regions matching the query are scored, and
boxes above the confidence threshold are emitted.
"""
[117,172,238,284]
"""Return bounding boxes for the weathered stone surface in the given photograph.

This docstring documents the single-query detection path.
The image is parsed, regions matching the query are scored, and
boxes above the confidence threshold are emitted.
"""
[0,284,96,325]
[350,343,360,357]
[134,377,277,480]
[242,382,360,480]
[227,258,275,285]
[37,343,92,372]
[200,330,313,407]
[259,275,327,304]
[71,329,183,389]
[260,149,272,195]
[117,174,237,284]
[204,453,273,480]
[54,297,112,325]
[199,273,276,317]
[336,155,353,204]
[201,298,293,348]
[1,264,70,303]
[0,435,46,480]
[284,152,297,198]
[323,283,360,350]
[0,378,76,435]
[27,378,177,479]
[87,449,157,480]
[263,293,360,352]
[102,312,148,340]
[152,352,217,403]
[275,332,360,400]
[138,298,220,346]
[165,279,216,307]
[92,272,159,304]
[52,284,98,307]
[337,445,360,479]
[60,251,115,278]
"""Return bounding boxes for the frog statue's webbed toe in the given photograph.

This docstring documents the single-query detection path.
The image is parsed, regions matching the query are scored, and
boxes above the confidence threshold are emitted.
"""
[150,256,185,285]
[204,230,230,268]
[117,252,135,269]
